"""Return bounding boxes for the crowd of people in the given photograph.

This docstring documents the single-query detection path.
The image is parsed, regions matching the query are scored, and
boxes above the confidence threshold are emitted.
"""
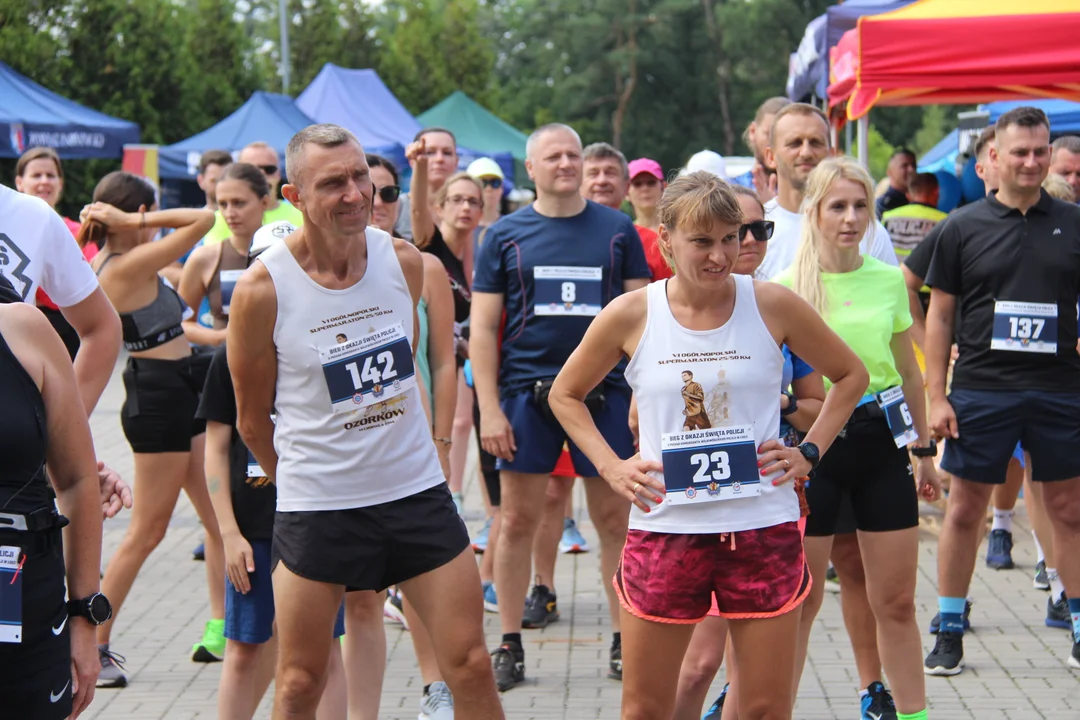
[0,97,1078,720]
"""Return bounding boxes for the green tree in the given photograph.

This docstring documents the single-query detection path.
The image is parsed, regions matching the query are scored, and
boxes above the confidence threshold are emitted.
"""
[853,125,896,181]
[182,0,261,126]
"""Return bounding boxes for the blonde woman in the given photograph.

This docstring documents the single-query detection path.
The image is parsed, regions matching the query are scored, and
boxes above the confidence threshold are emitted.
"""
[775,157,940,720]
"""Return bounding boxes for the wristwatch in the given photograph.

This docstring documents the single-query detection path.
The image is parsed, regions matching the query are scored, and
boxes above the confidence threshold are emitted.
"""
[797,442,820,471]
[780,392,798,416]
[68,593,113,625]
[911,440,938,458]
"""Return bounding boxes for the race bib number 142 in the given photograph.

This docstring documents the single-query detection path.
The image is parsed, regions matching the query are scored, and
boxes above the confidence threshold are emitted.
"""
[319,323,415,413]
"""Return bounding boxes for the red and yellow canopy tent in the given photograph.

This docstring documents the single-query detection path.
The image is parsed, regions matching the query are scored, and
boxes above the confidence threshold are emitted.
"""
[826,0,1080,163]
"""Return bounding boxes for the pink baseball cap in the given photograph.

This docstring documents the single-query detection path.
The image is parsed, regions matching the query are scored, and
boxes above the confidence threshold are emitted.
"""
[628,158,664,182]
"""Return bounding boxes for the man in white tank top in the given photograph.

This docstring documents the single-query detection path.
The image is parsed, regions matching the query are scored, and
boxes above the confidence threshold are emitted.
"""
[226,125,503,719]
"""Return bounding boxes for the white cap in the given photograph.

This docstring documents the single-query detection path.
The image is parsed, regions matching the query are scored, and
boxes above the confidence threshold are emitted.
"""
[250,220,296,255]
[467,157,505,180]
[682,150,727,178]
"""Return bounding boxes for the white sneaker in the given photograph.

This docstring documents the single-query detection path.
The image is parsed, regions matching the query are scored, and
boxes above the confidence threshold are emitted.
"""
[419,680,454,719]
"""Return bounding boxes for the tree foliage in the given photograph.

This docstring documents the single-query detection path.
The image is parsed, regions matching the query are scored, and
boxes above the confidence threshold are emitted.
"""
[2,0,959,211]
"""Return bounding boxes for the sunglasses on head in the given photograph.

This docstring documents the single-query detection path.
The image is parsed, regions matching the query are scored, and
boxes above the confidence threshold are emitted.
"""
[481,177,503,190]
[376,185,401,203]
[739,220,774,242]
[256,164,279,176]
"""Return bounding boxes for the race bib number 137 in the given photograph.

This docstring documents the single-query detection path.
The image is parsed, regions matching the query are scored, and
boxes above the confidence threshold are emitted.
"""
[319,322,415,413]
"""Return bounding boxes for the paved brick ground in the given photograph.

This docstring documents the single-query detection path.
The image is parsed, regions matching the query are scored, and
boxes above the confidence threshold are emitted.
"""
[82,360,1079,719]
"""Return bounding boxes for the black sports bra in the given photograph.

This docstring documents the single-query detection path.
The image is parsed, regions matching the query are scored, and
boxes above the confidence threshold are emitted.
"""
[96,254,187,352]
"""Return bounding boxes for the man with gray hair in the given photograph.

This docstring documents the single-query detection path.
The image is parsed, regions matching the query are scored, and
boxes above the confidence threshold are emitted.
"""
[581,141,630,210]
[1050,135,1080,200]
[228,123,504,719]
[472,122,651,691]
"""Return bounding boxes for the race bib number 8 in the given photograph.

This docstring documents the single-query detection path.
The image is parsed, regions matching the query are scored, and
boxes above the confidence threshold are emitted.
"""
[661,425,761,506]
[533,266,603,316]
[991,301,1057,353]
[876,386,917,448]
[320,322,415,413]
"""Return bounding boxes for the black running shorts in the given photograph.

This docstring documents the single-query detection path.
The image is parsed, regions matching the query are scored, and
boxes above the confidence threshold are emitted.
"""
[804,415,919,537]
[120,355,208,453]
[272,483,471,591]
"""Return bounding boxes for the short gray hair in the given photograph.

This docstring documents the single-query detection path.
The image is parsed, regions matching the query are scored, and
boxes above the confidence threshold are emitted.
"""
[582,142,629,179]
[1052,135,1080,159]
[285,124,361,184]
[526,123,581,159]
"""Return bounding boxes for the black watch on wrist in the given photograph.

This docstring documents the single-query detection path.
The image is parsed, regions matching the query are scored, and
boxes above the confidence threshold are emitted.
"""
[68,593,112,625]
[911,440,938,458]
[797,441,820,471]
[780,392,798,416]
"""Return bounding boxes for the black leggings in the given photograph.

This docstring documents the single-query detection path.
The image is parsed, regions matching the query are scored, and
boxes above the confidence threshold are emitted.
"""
[804,415,919,536]
[473,391,500,507]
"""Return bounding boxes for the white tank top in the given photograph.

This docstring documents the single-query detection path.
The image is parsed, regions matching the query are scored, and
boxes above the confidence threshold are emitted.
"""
[258,226,444,512]
[623,274,798,534]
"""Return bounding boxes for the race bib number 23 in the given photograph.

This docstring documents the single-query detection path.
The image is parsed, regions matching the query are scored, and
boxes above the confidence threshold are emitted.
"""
[661,425,761,506]
[319,323,415,413]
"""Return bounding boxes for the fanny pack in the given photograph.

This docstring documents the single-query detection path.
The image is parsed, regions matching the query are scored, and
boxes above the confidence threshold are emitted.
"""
[533,378,606,422]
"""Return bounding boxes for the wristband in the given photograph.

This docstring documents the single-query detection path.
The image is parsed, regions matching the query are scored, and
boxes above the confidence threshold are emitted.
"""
[434,437,452,446]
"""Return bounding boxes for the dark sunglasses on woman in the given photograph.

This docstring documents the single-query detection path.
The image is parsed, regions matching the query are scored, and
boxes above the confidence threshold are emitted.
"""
[739,219,775,242]
[481,177,503,190]
[375,185,401,203]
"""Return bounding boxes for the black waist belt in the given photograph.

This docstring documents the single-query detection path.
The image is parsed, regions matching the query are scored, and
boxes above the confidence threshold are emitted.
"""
[0,508,68,533]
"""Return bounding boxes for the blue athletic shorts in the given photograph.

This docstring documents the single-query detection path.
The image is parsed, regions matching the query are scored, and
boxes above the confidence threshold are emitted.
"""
[942,389,1080,484]
[496,385,635,476]
[225,539,346,645]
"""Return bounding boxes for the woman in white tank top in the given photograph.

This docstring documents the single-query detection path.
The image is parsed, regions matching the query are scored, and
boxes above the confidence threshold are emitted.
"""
[548,172,869,720]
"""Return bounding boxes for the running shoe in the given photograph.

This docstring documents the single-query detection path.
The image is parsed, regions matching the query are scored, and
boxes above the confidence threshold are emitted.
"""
[1070,640,1080,670]
[418,680,454,720]
[472,517,493,553]
[522,582,559,629]
[608,635,622,680]
[452,492,464,515]
[985,529,1015,570]
[482,581,499,613]
[559,517,589,554]
[97,644,128,688]
[384,587,409,630]
[191,618,226,662]
[924,631,964,676]
[860,681,897,720]
[192,542,205,561]
[928,599,972,634]
[491,642,525,692]
[1046,594,1071,629]
[824,563,841,593]
[1034,560,1050,591]
[702,683,728,719]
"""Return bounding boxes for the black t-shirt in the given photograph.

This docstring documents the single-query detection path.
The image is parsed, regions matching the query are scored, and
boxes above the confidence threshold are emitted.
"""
[926,190,1080,392]
[195,344,276,541]
[876,186,908,218]
[904,217,944,283]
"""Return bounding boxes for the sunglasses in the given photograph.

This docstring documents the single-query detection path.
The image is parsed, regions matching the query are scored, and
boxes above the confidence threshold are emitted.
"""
[481,177,503,190]
[256,164,279,176]
[376,185,401,203]
[739,220,775,242]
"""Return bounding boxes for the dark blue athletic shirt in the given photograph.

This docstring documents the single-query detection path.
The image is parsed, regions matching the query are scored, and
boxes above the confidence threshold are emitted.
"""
[473,201,650,397]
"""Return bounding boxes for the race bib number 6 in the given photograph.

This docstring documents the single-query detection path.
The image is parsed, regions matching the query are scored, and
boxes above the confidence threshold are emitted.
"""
[319,322,415,413]
[533,266,603,316]
[661,425,761,506]
[876,386,918,448]
[991,301,1057,354]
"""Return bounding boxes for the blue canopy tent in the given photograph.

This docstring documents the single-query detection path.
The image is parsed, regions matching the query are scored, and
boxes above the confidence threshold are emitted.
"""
[786,1,914,102]
[0,61,139,158]
[158,91,314,180]
[918,99,1080,173]
[295,64,419,171]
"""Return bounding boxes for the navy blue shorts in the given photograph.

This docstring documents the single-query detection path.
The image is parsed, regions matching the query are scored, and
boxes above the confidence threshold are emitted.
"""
[225,540,345,645]
[942,389,1080,484]
[496,385,635,477]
